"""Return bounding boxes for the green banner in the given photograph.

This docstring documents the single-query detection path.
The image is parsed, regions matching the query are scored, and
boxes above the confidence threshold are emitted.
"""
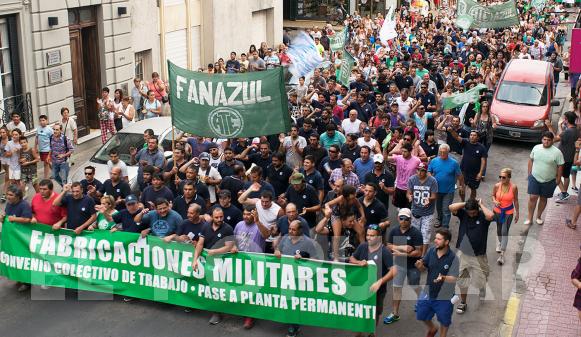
[442,84,488,110]
[329,28,348,53]
[338,50,356,87]
[456,0,519,29]
[168,61,291,138]
[0,221,377,332]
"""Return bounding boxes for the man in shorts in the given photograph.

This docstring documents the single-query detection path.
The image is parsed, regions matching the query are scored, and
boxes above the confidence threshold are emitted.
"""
[526,131,564,226]
[408,162,438,256]
[384,208,423,324]
[35,114,53,179]
[415,228,459,337]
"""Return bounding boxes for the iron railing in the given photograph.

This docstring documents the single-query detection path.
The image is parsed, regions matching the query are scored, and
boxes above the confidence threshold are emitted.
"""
[0,92,34,131]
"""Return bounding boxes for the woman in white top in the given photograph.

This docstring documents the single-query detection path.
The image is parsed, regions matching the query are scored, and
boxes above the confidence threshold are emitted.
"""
[113,89,124,131]
[143,90,162,119]
[0,126,10,200]
[119,97,136,129]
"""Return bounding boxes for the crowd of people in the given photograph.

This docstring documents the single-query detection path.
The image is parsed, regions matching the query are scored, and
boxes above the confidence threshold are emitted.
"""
[1,0,580,336]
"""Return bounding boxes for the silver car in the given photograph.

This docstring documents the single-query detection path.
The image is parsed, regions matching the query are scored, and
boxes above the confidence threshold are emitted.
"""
[69,117,179,190]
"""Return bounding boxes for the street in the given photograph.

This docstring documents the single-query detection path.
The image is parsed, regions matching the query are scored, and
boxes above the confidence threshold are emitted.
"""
[0,115,555,337]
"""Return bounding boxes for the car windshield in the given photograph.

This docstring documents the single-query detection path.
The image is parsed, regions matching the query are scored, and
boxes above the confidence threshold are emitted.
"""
[496,81,547,106]
[92,133,145,164]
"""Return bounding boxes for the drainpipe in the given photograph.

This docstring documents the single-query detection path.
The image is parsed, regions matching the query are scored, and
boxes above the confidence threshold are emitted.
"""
[159,0,167,79]
[186,0,192,69]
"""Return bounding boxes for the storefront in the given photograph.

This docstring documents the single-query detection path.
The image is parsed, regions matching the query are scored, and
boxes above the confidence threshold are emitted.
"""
[284,0,351,21]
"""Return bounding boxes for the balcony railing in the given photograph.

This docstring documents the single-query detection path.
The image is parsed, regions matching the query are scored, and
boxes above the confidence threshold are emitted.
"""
[0,93,34,131]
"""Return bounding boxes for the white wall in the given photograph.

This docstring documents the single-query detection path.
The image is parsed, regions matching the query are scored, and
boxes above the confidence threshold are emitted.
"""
[130,0,160,73]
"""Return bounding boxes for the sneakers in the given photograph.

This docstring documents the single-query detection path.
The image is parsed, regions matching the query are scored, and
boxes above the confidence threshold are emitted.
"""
[556,192,570,203]
[456,302,467,314]
[287,326,300,337]
[40,285,49,290]
[496,241,502,253]
[0,195,6,203]
[243,317,254,329]
[122,297,133,302]
[497,254,505,265]
[17,283,30,292]
[208,313,222,325]
[383,313,400,324]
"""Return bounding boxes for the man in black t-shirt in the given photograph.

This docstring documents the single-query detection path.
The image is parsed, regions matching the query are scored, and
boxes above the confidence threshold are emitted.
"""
[450,199,494,314]
[165,203,208,245]
[451,130,487,200]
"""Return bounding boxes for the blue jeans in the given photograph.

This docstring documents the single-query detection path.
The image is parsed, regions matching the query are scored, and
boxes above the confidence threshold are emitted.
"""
[52,161,69,186]
[436,192,455,227]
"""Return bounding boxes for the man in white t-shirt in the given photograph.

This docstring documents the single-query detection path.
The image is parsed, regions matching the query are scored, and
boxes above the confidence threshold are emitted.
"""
[396,89,415,117]
[6,112,27,133]
[279,125,307,169]
[107,149,129,181]
[341,109,363,135]
[198,152,222,203]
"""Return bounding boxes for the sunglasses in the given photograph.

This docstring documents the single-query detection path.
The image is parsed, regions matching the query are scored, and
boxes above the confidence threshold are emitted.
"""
[404,138,412,141]
[399,216,411,221]
[85,172,94,175]
[368,224,380,231]
[499,175,508,179]
[329,150,338,153]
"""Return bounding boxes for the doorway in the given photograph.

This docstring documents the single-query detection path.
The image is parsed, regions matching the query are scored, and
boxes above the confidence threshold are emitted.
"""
[68,7,101,137]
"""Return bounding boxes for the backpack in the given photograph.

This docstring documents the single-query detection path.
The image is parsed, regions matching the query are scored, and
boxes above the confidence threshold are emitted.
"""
[50,135,69,155]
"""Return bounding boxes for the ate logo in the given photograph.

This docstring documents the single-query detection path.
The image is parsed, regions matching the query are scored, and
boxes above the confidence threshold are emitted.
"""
[208,107,244,138]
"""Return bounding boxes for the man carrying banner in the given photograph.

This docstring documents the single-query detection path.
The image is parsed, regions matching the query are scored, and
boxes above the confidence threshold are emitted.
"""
[275,220,322,337]
[192,207,235,325]
[53,182,96,235]
[350,224,397,337]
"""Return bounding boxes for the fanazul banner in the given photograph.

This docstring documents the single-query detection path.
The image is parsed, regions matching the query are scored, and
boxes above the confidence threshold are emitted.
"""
[168,61,291,138]
[338,51,357,87]
[329,27,348,53]
[0,221,377,332]
[442,83,488,110]
[456,0,519,29]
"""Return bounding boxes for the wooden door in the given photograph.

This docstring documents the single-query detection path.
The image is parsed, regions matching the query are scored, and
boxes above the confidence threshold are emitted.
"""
[82,26,100,130]
[69,29,89,137]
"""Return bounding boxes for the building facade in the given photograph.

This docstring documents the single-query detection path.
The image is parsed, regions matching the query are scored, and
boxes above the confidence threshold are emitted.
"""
[0,0,282,138]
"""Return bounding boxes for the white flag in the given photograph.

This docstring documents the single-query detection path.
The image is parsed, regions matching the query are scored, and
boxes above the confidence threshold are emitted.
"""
[287,31,324,79]
[379,7,397,44]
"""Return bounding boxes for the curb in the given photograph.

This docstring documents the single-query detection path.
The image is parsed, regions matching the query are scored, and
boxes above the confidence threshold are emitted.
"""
[499,293,521,337]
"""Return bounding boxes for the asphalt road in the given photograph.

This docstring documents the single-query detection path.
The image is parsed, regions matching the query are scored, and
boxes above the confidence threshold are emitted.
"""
[0,83,570,337]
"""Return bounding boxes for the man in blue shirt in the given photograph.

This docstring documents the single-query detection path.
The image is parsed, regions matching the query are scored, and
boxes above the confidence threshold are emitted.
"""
[53,182,97,235]
[353,146,374,183]
[415,228,459,337]
[428,144,464,228]
[136,198,182,239]
[130,137,165,187]
[3,185,32,224]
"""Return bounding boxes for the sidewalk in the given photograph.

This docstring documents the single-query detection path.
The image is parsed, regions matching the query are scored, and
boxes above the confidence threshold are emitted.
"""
[511,197,581,337]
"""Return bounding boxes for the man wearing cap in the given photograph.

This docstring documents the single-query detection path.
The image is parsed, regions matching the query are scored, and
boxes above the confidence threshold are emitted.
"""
[130,136,165,187]
[279,173,320,227]
[110,194,143,234]
[266,152,293,197]
[365,154,395,208]
[198,152,222,204]
[173,181,206,219]
[384,208,424,325]
[353,146,374,183]
[408,162,438,256]
[140,174,174,210]
[208,190,243,227]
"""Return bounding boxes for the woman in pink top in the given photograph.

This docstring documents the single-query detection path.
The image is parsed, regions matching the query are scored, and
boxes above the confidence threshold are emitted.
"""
[492,168,519,265]
[147,72,167,102]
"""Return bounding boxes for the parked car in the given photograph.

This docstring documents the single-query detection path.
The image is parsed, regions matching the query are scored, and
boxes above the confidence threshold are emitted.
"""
[491,59,560,142]
[69,117,179,190]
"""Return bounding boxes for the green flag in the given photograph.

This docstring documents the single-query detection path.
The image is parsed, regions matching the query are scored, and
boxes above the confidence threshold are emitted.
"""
[442,84,488,110]
[168,61,291,138]
[0,221,378,333]
[329,28,348,53]
[456,0,519,29]
[338,51,356,87]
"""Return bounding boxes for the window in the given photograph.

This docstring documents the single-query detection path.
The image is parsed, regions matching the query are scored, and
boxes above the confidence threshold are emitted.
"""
[134,50,152,81]
[496,81,547,106]
[0,18,14,101]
